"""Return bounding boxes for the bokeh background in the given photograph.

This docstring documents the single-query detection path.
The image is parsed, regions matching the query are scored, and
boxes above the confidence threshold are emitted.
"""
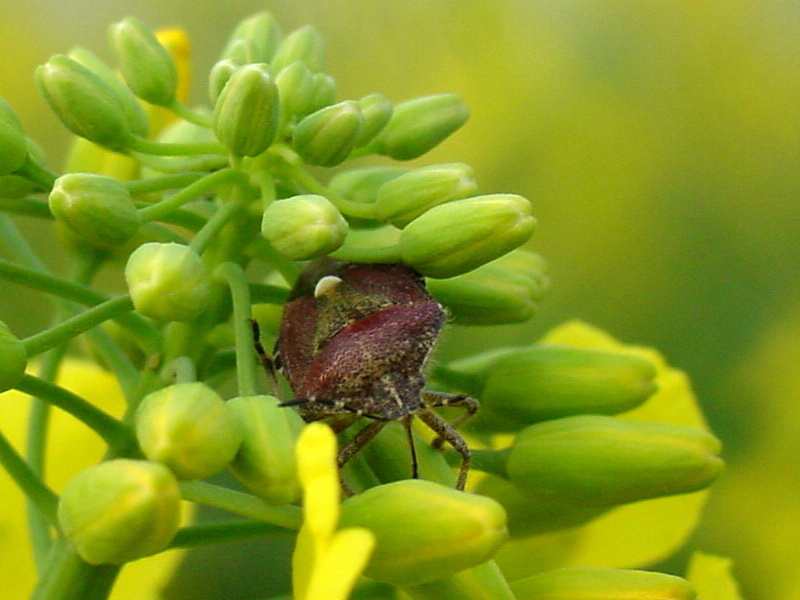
[1,1,798,599]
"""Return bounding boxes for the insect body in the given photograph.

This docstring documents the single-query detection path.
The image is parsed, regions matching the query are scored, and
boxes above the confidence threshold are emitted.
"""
[275,259,477,490]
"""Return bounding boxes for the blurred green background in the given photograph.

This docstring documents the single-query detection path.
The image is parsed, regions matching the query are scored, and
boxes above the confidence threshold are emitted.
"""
[1,1,798,599]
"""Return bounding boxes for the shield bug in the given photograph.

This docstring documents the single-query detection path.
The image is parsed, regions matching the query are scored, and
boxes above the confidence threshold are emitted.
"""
[264,258,477,490]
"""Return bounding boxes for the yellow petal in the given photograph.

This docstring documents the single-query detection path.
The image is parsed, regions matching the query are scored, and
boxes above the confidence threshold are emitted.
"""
[296,422,340,541]
[303,528,375,600]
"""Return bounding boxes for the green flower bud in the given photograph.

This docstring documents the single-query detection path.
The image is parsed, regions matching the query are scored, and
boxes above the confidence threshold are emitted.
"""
[48,173,140,249]
[109,17,177,106]
[208,58,241,103]
[372,93,469,160]
[400,194,536,278]
[68,46,149,137]
[35,55,131,151]
[354,93,393,147]
[135,382,243,480]
[307,73,337,113]
[461,345,657,431]
[375,162,477,228]
[0,319,27,393]
[505,415,724,506]
[275,61,316,119]
[261,194,348,260]
[292,101,364,167]
[426,258,544,326]
[228,395,304,505]
[339,479,508,586]
[328,166,409,206]
[0,97,28,175]
[220,11,282,63]
[125,242,212,322]
[58,459,180,565]
[212,63,279,157]
[270,24,326,74]
[510,567,696,600]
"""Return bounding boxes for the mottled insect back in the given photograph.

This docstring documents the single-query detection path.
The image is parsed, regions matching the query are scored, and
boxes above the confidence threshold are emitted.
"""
[275,258,477,490]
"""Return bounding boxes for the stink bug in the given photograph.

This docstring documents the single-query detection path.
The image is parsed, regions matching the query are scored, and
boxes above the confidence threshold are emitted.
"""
[265,258,477,490]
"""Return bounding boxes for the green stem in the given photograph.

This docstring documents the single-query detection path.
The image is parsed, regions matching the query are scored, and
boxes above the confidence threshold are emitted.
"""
[16,155,58,191]
[166,98,213,127]
[179,481,302,530]
[137,168,245,223]
[123,172,204,194]
[250,282,289,305]
[0,196,52,218]
[0,430,59,527]
[286,161,378,219]
[31,539,120,600]
[401,561,515,600]
[15,374,132,451]
[214,262,257,396]
[170,520,290,549]
[189,199,245,254]
[22,295,136,358]
[134,152,230,174]
[0,259,161,353]
[127,134,227,156]
[0,213,48,269]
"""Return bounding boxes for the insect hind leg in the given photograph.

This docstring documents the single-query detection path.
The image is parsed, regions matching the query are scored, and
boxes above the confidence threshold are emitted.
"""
[416,409,472,491]
[421,391,479,449]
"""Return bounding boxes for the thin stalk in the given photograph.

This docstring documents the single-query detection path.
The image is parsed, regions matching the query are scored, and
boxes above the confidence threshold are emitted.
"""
[22,295,136,358]
[127,134,227,156]
[179,481,302,530]
[189,200,245,255]
[0,431,59,527]
[137,168,245,223]
[31,539,120,600]
[214,262,257,396]
[0,196,52,218]
[170,520,290,549]
[166,98,213,127]
[123,172,205,194]
[286,160,378,219]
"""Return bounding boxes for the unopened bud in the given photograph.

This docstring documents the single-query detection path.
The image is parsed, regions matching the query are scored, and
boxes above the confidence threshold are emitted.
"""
[212,63,279,156]
[426,257,545,326]
[35,55,131,151]
[67,46,149,137]
[220,11,282,63]
[464,345,657,430]
[510,567,696,600]
[329,166,409,206]
[372,93,468,160]
[0,319,26,393]
[375,162,477,228]
[261,194,348,260]
[208,58,241,103]
[275,61,317,119]
[48,173,139,248]
[109,17,177,106]
[505,415,724,506]
[292,101,364,167]
[270,24,326,73]
[0,97,28,175]
[354,93,393,147]
[58,459,180,565]
[228,395,304,504]
[307,73,337,114]
[338,479,507,586]
[135,382,243,480]
[400,194,536,278]
[125,242,212,322]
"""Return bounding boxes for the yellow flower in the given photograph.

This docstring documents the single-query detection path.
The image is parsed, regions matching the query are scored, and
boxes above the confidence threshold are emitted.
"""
[0,358,190,599]
[292,422,375,600]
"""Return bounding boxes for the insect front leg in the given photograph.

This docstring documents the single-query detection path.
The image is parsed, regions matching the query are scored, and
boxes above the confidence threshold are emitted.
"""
[421,390,479,449]
[416,409,472,491]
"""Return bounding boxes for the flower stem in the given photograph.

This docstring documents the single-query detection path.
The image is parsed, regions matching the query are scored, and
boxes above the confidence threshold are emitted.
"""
[0,430,59,527]
[179,481,302,530]
[286,160,378,219]
[22,295,136,358]
[31,538,120,600]
[15,374,132,451]
[127,134,227,156]
[123,172,205,194]
[170,520,290,549]
[214,262,258,396]
[189,199,245,254]
[137,168,245,223]
[166,98,213,127]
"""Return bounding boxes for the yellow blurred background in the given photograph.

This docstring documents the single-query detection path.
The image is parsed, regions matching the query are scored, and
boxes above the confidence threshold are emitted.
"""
[1,1,797,599]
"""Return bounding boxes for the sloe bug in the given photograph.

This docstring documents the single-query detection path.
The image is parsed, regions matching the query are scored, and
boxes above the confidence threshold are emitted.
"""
[256,258,477,490]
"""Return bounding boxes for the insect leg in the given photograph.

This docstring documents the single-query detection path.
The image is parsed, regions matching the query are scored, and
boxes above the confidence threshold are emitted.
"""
[336,420,387,470]
[249,319,281,398]
[421,391,479,449]
[416,409,472,491]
